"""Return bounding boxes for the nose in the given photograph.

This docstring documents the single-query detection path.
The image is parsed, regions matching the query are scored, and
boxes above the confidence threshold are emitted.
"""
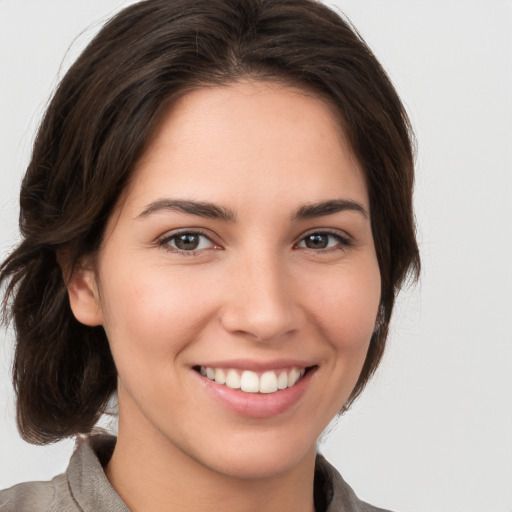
[219,254,304,342]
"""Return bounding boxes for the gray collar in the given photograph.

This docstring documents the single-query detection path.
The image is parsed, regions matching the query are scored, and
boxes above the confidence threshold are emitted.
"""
[66,435,390,512]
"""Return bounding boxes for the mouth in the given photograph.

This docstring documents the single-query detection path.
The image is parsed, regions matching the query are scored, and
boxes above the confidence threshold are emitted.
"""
[193,365,313,394]
[193,363,318,418]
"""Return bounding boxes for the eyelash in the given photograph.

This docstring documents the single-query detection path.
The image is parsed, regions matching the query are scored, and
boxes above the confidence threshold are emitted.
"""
[295,231,352,252]
[157,229,218,254]
[157,229,352,255]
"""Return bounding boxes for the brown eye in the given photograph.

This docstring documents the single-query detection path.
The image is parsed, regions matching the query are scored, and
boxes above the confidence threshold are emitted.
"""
[297,232,349,250]
[174,233,201,250]
[161,232,215,252]
[303,233,329,249]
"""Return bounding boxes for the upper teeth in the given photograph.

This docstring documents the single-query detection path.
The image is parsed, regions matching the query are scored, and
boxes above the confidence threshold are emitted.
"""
[199,367,306,394]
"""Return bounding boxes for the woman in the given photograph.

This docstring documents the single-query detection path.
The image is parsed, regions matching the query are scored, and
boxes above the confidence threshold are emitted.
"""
[0,0,419,510]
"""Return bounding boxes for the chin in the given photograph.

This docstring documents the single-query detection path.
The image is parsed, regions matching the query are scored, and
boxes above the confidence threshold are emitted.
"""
[186,430,318,481]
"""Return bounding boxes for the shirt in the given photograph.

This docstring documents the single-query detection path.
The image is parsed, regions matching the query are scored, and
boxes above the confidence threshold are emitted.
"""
[0,435,392,511]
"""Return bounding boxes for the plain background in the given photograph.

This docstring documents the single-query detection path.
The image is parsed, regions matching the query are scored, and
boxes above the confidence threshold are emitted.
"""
[1,1,511,511]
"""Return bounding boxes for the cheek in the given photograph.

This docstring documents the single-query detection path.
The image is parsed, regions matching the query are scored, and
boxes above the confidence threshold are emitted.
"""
[97,264,216,370]
[308,261,381,354]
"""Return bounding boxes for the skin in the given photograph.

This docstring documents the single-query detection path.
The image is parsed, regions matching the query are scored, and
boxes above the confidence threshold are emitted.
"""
[67,81,381,512]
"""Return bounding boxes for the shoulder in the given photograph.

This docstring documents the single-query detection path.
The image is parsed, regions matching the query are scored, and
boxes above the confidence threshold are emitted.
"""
[0,473,77,512]
[315,454,395,512]
[0,435,122,512]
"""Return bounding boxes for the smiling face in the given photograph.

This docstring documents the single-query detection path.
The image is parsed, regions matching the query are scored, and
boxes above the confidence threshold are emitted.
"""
[69,81,381,480]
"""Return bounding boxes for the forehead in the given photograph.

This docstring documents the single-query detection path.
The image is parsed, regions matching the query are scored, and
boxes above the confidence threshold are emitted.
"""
[125,80,368,213]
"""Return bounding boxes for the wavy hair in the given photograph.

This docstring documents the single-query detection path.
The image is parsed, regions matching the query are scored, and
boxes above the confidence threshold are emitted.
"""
[0,0,420,444]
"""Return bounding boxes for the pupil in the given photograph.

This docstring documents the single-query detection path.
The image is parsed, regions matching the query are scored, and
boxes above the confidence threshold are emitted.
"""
[306,234,328,249]
[176,233,199,250]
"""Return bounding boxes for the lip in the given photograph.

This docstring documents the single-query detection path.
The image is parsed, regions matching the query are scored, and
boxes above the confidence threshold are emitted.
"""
[193,358,315,372]
[193,364,317,419]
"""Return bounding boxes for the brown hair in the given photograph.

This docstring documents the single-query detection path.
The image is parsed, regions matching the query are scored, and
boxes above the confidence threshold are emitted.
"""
[0,0,419,444]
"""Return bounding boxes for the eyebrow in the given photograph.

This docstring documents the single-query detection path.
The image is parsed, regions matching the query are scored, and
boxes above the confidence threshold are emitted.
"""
[293,199,368,220]
[136,198,368,222]
[136,199,237,222]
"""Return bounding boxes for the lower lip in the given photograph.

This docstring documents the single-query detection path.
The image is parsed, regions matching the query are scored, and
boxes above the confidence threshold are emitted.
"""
[195,368,316,419]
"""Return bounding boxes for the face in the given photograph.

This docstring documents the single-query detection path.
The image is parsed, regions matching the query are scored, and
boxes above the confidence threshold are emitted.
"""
[70,81,381,479]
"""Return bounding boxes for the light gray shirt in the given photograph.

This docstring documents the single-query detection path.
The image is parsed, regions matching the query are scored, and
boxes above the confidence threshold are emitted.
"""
[0,435,392,511]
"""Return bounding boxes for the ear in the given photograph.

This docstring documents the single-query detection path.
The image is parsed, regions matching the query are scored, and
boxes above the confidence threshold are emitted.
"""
[58,250,103,327]
[66,266,104,326]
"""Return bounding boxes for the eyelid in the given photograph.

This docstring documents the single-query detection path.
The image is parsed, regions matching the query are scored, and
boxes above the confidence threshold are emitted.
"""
[154,227,353,254]
[294,228,353,250]
[156,228,222,253]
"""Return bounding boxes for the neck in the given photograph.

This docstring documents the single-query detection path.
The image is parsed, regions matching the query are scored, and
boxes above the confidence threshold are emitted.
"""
[105,423,317,512]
